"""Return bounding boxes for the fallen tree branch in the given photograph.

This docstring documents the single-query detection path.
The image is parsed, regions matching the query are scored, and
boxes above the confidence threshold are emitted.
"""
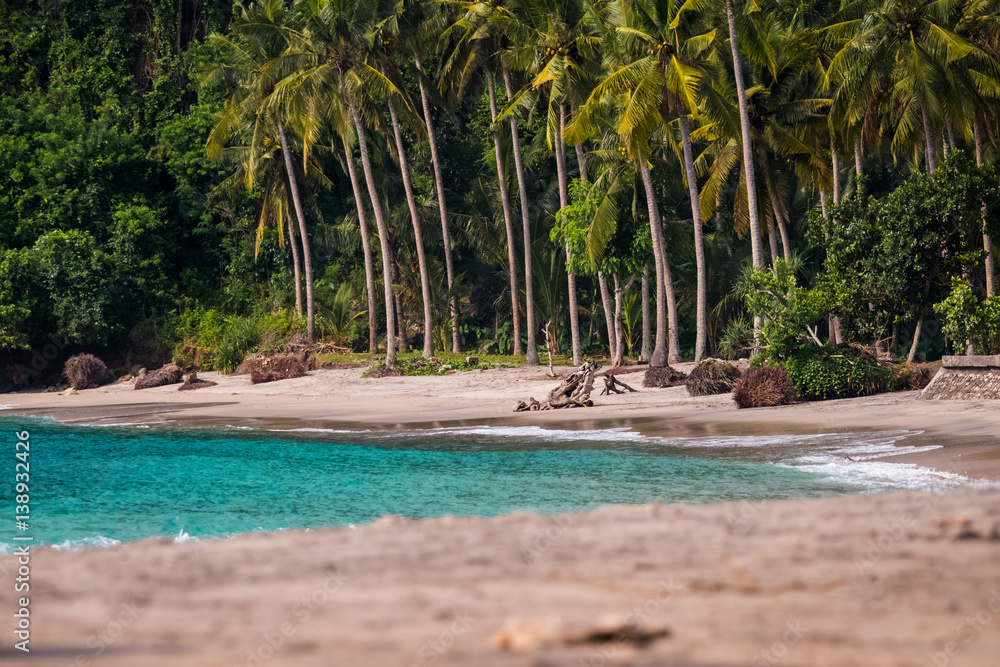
[600,374,639,395]
[514,361,599,411]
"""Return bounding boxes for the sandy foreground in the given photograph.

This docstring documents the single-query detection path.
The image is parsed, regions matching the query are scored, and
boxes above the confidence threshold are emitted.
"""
[0,490,998,666]
[3,365,1000,666]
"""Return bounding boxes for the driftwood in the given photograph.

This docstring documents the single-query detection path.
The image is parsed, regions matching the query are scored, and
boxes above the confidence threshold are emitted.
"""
[514,361,599,411]
[178,371,218,391]
[600,374,638,396]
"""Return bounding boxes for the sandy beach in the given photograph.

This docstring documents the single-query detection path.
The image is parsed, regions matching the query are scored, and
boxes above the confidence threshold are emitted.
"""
[6,364,1000,479]
[3,366,1000,666]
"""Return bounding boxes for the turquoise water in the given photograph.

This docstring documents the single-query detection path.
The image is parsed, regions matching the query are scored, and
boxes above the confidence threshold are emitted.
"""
[0,416,968,551]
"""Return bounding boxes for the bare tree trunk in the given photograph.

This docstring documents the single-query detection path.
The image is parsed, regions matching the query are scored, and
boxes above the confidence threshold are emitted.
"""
[639,162,679,366]
[612,274,626,368]
[725,0,763,270]
[343,139,379,354]
[504,71,539,365]
[286,212,303,317]
[920,99,938,173]
[768,228,779,267]
[641,267,652,361]
[975,120,996,296]
[387,98,434,358]
[414,53,460,352]
[349,102,395,366]
[486,73,523,356]
[771,196,791,262]
[556,105,582,365]
[597,271,616,361]
[277,122,315,342]
[679,112,706,362]
[907,314,924,364]
[819,188,828,221]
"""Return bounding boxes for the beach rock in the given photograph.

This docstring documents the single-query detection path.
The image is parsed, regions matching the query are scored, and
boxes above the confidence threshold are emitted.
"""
[61,387,78,396]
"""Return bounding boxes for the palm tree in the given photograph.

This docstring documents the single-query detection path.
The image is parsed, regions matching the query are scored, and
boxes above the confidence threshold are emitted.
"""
[340,137,380,353]
[724,0,764,269]
[204,0,317,339]
[503,0,598,365]
[577,0,716,362]
[285,0,404,365]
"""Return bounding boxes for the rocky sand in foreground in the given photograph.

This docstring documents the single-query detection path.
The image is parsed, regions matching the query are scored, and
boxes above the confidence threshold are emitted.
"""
[2,488,999,666]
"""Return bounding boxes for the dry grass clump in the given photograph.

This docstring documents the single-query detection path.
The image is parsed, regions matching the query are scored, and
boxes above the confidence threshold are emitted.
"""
[642,365,688,388]
[685,359,742,397]
[178,372,218,391]
[365,363,403,378]
[134,363,183,390]
[63,354,114,390]
[240,354,308,384]
[732,366,796,409]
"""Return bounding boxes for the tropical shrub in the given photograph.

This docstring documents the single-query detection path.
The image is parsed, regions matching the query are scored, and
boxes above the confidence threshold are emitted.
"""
[783,346,891,401]
[732,366,796,408]
[215,318,264,373]
[934,278,1000,355]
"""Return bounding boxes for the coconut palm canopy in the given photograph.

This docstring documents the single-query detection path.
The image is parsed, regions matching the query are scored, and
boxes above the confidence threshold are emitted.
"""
[1,0,999,366]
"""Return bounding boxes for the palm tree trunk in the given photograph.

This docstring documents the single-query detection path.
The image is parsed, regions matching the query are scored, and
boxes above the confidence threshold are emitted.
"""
[387,98,435,359]
[640,161,679,366]
[503,71,539,365]
[768,228,779,266]
[556,104,582,365]
[574,144,588,182]
[725,0,763,270]
[487,73,523,356]
[597,271,616,362]
[907,280,933,363]
[771,196,791,262]
[974,120,995,297]
[831,137,842,205]
[854,136,863,176]
[414,53,460,353]
[277,122,315,342]
[641,266,652,361]
[286,211,303,317]
[349,102,396,366]
[920,99,938,173]
[342,138,378,354]
[612,274,626,368]
[679,112,707,362]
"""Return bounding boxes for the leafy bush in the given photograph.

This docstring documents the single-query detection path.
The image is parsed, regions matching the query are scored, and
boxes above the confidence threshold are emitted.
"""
[888,362,936,392]
[934,278,1000,355]
[783,345,891,401]
[63,354,114,390]
[642,366,688,388]
[686,360,742,396]
[216,318,264,373]
[732,366,797,408]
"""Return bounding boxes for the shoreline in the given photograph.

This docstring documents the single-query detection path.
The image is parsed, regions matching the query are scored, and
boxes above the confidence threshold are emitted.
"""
[4,364,1000,482]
